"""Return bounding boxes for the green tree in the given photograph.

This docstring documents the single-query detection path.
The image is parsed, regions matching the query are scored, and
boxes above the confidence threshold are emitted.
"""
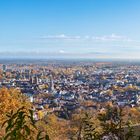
[98,106,136,140]
[82,113,99,140]
[98,106,124,139]
[1,107,49,140]
[70,111,99,140]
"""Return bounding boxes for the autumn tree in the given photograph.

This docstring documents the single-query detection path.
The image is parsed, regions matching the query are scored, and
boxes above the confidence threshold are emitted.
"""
[2,107,49,140]
[0,87,31,136]
[98,106,136,140]
[36,113,69,140]
[82,113,99,140]
[98,105,124,139]
[69,109,100,140]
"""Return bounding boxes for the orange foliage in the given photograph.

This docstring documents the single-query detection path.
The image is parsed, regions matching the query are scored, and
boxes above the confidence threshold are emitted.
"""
[0,87,31,123]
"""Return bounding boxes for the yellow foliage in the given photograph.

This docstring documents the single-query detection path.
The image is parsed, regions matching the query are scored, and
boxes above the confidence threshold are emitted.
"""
[38,110,44,119]
[43,114,68,140]
[0,87,32,124]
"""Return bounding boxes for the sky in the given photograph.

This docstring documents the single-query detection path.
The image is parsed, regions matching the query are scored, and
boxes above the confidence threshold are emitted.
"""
[0,0,140,59]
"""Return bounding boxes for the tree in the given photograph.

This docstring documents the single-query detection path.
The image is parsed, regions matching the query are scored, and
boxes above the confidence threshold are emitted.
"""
[124,121,135,140]
[36,113,69,140]
[98,106,124,139]
[0,88,32,136]
[70,110,99,140]
[0,88,31,123]
[1,107,49,140]
[98,106,136,140]
[82,113,99,140]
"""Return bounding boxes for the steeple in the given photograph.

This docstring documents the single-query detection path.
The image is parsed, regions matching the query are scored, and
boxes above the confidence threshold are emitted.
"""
[48,74,54,92]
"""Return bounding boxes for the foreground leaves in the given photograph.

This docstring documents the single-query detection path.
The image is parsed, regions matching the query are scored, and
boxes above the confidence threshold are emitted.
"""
[1,107,49,140]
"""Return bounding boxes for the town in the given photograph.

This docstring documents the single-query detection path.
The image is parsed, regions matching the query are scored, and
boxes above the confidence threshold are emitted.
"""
[0,60,140,120]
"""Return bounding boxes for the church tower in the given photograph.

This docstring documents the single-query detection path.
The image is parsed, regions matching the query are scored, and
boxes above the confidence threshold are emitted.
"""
[48,74,54,92]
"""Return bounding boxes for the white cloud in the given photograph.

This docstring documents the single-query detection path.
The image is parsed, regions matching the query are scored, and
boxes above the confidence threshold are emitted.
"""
[92,34,132,42]
[41,34,81,40]
[59,50,66,53]
[40,33,134,43]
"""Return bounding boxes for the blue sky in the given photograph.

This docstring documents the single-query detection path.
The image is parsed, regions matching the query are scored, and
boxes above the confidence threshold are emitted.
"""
[0,0,140,59]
